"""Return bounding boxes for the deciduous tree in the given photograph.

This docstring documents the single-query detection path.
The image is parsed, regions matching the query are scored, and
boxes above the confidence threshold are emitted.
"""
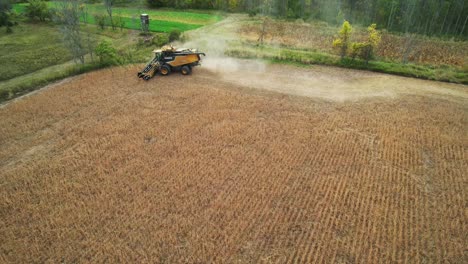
[104,0,115,30]
[25,0,50,22]
[0,0,15,33]
[333,20,352,59]
[54,0,85,64]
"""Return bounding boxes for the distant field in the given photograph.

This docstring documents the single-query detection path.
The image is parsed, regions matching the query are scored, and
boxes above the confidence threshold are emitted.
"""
[13,2,222,33]
[1,2,219,101]
[84,14,201,32]
[0,24,71,81]
[2,3,221,100]
[75,3,221,25]
[0,23,155,101]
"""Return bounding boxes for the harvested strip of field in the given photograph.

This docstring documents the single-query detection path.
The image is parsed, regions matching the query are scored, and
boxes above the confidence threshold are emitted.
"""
[0,65,467,263]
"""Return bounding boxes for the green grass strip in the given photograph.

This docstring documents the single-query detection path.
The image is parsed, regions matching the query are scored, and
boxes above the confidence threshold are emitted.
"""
[13,2,221,32]
[83,15,202,32]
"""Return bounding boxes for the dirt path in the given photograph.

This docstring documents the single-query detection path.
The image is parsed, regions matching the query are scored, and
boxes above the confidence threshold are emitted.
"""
[201,58,468,103]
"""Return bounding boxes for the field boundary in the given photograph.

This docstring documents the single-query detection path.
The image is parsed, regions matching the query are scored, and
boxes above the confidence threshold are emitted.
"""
[0,75,77,109]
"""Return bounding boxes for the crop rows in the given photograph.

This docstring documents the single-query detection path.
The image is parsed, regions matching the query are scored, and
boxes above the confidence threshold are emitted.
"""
[0,66,466,262]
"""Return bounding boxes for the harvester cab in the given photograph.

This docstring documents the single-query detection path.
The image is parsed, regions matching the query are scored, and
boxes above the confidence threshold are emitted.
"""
[137,45,206,81]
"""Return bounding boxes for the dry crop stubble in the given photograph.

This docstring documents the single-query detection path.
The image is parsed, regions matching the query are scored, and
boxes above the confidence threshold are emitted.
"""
[1,65,467,263]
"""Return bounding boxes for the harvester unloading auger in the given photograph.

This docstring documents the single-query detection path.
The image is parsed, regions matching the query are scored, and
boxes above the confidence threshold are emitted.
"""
[138,45,206,80]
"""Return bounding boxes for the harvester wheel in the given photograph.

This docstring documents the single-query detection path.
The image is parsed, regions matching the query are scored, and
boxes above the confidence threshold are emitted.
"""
[181,65,192,75]
[160,65,171,76]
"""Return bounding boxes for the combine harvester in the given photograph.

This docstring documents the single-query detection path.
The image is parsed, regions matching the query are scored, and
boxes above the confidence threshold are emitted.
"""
[138,46,206,80]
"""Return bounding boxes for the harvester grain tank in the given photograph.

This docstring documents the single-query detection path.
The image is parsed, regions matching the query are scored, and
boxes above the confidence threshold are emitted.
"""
[138,46,206,80]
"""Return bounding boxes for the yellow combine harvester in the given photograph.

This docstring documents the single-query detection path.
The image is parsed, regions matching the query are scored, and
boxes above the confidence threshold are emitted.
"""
[138,46,206,80]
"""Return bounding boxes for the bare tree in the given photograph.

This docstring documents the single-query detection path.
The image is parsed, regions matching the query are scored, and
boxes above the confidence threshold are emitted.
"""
[401,0,417,63]
[453,0,465,35]
[54,0,85,64]
[281,0,288,17]
[401,33,413,63]
[300,0,305,17]
[104,0,115,30]
[310,0,317,17]
[439,1,451,35]
[258,16,269,45]
[386,0,397,29]
[80,4,95,62]
[460,14,468,37]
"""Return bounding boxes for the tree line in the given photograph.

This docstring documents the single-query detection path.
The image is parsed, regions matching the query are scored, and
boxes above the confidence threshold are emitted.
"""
[147,0,467,38]
[2,1,467,38]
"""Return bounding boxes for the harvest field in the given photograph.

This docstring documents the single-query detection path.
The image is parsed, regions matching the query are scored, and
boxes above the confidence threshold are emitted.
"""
[1,64,467,262]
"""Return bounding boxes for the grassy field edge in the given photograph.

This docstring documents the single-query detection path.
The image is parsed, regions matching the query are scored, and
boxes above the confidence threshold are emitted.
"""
[0,63,108,104]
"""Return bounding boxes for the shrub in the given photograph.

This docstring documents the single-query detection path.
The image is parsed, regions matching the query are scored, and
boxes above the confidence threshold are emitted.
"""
[25,0,50,22]
[95,40,117,65]
[287,8,296,19]
[1,1,18,33]
[366,24,381,61]
[169,29,181,42]
[153,34,168,47]
[94,14,107,30]
[4,11,18,33]
[350,42,369,60]
[179,33,187,43]
[335,10,344,25]
[114,16,125,31]
[146,0,168,8]
[0,89,9,102]
[350,24,381,64]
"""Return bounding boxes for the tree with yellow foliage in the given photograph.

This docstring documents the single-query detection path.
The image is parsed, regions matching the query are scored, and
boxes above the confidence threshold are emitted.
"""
[350,23,381,64]
[333,20,352,59]
[365,24,381,62]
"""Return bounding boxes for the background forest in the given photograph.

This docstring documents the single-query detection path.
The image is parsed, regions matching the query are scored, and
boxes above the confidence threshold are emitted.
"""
[146,0,467,38]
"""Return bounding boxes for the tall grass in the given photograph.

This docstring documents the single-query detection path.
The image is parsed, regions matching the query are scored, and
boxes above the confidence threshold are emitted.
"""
[0,24,72,81]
